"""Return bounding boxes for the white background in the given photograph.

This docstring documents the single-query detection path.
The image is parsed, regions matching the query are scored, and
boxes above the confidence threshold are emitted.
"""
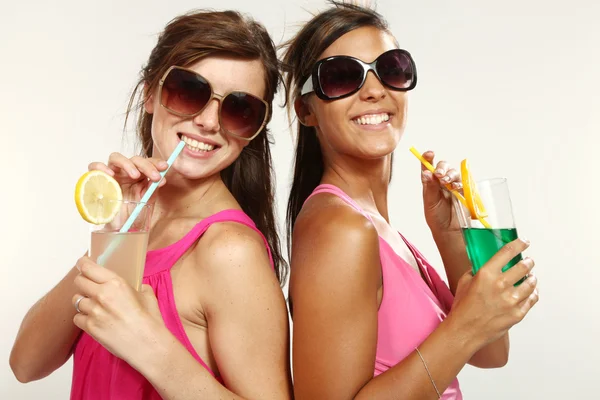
[1,0,598,398]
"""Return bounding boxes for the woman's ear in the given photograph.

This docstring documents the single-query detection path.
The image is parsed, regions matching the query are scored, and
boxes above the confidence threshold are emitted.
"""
[294,97,317,127]
[143,82,154,114]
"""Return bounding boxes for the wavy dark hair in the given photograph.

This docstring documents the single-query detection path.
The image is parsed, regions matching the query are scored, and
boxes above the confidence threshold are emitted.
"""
[281,1,391,256]
[125,10,287,284]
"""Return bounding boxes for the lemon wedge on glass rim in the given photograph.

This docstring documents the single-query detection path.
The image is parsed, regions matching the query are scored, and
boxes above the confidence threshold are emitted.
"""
[74,170,123,224]
[460,159,491,229]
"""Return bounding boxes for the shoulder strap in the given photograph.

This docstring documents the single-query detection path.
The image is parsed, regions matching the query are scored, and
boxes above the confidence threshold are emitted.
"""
[304,184,374,223]
[163,209,274,271]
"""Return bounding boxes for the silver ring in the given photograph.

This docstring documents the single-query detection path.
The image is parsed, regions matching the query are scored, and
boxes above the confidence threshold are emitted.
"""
[74,296,85,313]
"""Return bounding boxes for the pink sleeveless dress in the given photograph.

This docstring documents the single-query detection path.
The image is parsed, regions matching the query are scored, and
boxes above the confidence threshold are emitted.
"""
[305,184,462,399]
[71,209,274,400]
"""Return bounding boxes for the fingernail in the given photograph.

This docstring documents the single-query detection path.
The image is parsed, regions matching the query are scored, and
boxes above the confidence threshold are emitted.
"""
[435,168,444,176]
[421,170,433,181]
[159,161,168,169]
[152,172,161,180]
[441,176,451,183]
[521,238,530,245]
[129,169,139,177]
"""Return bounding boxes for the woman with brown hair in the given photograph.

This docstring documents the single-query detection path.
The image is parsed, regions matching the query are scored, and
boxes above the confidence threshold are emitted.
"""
[10,10,292,400]
[282,2,539,399]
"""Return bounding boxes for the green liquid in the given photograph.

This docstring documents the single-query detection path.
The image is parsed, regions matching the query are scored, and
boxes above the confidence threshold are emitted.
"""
[462,228,525,284]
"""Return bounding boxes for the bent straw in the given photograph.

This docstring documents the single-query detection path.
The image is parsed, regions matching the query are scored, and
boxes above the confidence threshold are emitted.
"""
[97,141,186,266]
[409,147,492,229]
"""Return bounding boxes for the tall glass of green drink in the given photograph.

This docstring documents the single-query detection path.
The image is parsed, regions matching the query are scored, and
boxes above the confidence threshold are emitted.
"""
[454,178,525,280]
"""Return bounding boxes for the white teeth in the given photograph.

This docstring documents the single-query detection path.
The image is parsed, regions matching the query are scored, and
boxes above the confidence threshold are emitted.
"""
[354,113,390,126]
[200,142,214,151]
[181,135,216,152]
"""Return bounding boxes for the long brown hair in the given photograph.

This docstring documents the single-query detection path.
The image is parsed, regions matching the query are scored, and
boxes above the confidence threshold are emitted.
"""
[125,10,287,284]
[281,1,390,255]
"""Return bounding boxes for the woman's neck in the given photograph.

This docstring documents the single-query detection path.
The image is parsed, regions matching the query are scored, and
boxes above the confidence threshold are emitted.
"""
[153,172,230,220]
[322,154,392,221]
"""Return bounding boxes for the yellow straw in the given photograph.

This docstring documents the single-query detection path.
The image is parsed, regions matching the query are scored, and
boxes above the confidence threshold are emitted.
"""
[409,147,492,229]
[409,147,467,205]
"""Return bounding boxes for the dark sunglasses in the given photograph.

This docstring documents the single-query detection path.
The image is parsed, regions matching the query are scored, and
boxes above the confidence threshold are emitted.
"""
[158,66,269,140]
[300,49,417,100]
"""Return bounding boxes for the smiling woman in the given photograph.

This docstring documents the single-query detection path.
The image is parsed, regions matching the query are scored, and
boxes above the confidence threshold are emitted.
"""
[9,9,292,400]
[282,2,538,399]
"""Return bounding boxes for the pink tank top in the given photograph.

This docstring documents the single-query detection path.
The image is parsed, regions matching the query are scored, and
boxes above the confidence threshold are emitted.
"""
[305,185,462,399]
[71,209,274,400]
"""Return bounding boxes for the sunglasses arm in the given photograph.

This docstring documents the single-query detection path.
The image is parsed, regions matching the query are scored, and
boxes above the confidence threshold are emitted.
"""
[300,78,314,96]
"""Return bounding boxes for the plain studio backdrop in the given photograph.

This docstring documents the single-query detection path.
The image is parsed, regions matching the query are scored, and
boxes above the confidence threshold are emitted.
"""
[1,0,598,398]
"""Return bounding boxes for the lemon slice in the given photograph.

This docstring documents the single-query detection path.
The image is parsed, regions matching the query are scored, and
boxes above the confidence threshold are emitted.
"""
[74,170,123,224]
[460,159,491,228]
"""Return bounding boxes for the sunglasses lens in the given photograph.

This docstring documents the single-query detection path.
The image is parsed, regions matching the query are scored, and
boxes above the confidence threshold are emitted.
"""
[377,50,415,90]
[221,92,267,139]
[318,57,364,99]
[161,68,212,115]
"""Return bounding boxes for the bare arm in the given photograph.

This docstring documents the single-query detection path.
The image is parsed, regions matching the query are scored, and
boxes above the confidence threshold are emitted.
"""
[431,231,469,294]
[133,223,292,400]
[433,230,510,368]
[10,257,84,382]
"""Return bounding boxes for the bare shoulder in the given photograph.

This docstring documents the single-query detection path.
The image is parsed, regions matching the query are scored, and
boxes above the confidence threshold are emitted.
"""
[291,194,380,292]
[191,220,280,310]
[293,193,380,262]
[194,220,272,274]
